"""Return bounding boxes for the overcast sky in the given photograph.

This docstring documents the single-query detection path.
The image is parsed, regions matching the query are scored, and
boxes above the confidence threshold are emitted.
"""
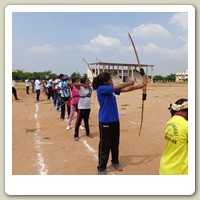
[12,7,188,76]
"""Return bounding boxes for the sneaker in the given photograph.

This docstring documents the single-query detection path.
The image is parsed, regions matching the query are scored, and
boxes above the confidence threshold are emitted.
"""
[60,118,64,121]
[112,163,123,171]
[86,134,93,138]
[66,125,72,131]
[74,137,79,142]
[80,125,85,130]
[98,170,106,175]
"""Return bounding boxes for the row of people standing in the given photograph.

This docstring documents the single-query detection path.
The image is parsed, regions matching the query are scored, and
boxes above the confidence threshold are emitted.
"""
[56,74,93,141]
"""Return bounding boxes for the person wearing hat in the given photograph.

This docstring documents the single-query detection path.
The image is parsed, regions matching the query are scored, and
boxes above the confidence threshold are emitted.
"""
[58,73,71,120]
[159,98,188,175]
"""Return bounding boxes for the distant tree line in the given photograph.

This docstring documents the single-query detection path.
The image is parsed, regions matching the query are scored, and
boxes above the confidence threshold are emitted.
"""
[12,70,175,82]
[152,74,176,82]
[12,70,88,81]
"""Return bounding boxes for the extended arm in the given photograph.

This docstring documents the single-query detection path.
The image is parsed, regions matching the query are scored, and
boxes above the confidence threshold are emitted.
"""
[113,81,134,91]
[121,83,146,92]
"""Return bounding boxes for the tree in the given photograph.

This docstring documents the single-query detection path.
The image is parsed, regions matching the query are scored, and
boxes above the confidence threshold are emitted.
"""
[166,74,175,82]
[70,72,81,79]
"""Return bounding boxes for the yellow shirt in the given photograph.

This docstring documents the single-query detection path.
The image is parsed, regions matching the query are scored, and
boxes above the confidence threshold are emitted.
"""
[159,115,188,175]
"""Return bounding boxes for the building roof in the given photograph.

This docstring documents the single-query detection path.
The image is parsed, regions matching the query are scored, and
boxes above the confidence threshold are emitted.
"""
[88,61,154,67]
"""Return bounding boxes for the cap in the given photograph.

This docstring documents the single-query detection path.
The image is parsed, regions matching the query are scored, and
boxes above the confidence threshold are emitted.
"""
[63,74,69,80]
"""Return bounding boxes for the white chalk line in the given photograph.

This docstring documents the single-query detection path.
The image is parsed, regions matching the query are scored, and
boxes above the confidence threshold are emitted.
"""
[128,120,141,125]
[82,139,98,161]
[81,139,116,175]
[34,103,48,175]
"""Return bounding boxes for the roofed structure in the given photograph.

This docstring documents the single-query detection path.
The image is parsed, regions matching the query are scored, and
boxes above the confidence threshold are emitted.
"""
[87,61,155,83]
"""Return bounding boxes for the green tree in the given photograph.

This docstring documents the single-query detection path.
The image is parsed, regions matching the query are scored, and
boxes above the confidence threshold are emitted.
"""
[70,72,81,79]
[153,75,164,82]
[166,74,175,82]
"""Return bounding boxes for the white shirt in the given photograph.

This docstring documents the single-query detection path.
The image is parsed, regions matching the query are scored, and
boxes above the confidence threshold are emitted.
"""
[53,79,60,90]
[12,80,15,87]
[78,86,92,109]
[25,79,29,87]
[35,79,41,90]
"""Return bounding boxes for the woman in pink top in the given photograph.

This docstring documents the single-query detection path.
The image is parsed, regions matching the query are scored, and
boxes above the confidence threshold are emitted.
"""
[66,78,84,130]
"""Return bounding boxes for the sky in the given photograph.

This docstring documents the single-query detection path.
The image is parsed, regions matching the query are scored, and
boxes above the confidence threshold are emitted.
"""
[12,8,188,76]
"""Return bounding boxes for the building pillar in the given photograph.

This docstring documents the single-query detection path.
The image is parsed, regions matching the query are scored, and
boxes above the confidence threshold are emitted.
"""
[122,66,124,82]
[151,65,154,83]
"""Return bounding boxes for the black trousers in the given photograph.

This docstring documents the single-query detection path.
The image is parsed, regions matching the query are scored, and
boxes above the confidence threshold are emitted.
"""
[98,121,120,172]
[36,89,40,101]
[12,87,18,100]
[60,96,70,119]
[47,86,54,100]
[26,86,29,94]
[74,109,91,138]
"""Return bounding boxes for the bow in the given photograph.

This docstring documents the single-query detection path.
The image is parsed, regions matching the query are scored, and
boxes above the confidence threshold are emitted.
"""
[128,32,147,137]
[83,58,95,79]
[83,58,96,106]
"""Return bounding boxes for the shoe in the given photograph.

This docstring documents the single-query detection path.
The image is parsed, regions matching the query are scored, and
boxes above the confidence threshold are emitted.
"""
[80,125,85,130]
[60,118,64,121]
[98,170,106,175]
[86,134,93,138]
[112,163,123,171]
[66,125,72,131]
[74,137,79,142]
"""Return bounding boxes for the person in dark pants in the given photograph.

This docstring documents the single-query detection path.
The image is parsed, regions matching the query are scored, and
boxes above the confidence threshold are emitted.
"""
[31,79,35,93]
[47,79,54,100]
[34,78,44,102]
[92,71,146,175]
[73,78,93,141]
[58,74,71,120]
[12,78,19,100]
[25,79,30,94]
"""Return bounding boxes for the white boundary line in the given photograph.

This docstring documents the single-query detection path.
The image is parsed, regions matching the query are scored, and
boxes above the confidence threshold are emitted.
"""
[128,121,140,125]
[34,103,48,175]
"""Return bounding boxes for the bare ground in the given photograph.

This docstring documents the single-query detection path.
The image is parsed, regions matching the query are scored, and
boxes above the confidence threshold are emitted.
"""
[12,82,188,175]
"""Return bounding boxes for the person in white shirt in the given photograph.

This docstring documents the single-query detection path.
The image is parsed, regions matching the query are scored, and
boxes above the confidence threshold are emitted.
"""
[25,79,30,94]
[53,77,61,110]
[35,78,44,102]
[12,78,19,100]
[47,79,54,100]
[73,77,93,141]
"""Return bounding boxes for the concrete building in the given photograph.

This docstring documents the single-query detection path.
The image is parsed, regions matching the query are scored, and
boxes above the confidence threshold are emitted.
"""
[175,69,188,82]
[86,61,155,83]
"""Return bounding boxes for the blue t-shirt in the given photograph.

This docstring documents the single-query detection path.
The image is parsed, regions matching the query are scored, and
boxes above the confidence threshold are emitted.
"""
[59,81,70,97]
[97,85,121,123]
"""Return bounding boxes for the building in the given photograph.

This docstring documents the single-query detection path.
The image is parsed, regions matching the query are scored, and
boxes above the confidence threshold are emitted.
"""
[86,61,155,83]
[175,69,188,82]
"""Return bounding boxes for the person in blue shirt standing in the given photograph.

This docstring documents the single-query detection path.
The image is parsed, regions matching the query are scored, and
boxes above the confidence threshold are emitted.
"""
[92,71,146,175]
[58,74,71,121]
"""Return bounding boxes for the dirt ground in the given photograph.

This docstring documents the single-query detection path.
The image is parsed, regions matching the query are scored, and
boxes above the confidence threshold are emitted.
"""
[12,82,188,175]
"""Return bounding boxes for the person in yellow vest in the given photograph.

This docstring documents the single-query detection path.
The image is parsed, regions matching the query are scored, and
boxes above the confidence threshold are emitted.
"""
[159,98,188,175]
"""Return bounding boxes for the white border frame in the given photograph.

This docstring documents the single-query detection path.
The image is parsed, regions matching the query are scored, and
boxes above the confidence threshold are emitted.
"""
[5,5,195,195]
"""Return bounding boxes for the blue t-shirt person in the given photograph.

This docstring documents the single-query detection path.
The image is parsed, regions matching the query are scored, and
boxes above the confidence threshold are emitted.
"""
[97,85,121,123]
[59,81,70,97]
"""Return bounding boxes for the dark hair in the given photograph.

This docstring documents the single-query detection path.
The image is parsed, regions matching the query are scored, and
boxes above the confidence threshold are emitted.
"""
[72,77,78,83]
[169,98,188,117]
[92,72,111,90]
[59,73,64,78]
[80,77,87,84]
